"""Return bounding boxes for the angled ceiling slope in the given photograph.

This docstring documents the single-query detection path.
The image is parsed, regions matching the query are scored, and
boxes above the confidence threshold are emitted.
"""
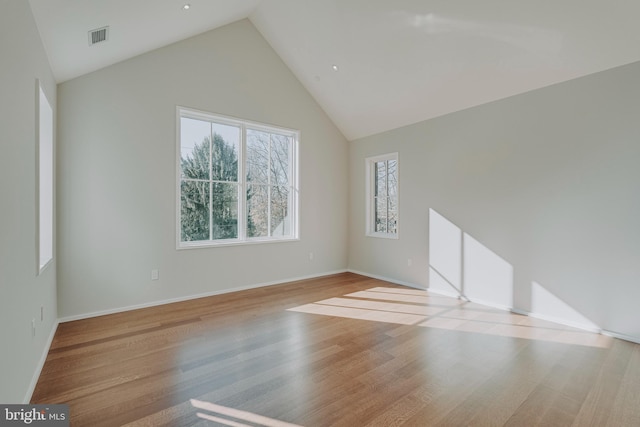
[28,0,261,83]
[29,0,640,140]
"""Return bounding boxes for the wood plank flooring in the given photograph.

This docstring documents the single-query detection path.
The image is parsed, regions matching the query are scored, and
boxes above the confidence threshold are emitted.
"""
[32,273,640,426]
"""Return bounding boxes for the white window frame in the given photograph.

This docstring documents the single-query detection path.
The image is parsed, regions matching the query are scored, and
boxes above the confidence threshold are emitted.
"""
[176,107,299,249]
[365,152,399,239]
[37,81,54,273]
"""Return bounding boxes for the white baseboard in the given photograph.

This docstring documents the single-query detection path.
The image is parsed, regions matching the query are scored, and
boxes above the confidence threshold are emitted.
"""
[510,308,602,334]
[23,320,59,404]
[347,269,426,290]
[463,297,514,313]
[602,330,640,345]
[424,287,467,300]
[58,269,348,323]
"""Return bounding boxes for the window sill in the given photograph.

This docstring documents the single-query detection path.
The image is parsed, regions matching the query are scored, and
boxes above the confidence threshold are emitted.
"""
[177,237,300,250]
[366,232,398,240]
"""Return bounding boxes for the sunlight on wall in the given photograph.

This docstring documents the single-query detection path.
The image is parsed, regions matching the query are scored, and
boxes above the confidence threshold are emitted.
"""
[428,208,514,308]
[428,209,462,296]
[463,233,514,309]
[427,208,602,337]
[531,281,600,331]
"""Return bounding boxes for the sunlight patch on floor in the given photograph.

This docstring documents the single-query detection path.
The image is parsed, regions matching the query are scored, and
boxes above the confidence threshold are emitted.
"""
[191,399,303,427]
[288,287,612,349]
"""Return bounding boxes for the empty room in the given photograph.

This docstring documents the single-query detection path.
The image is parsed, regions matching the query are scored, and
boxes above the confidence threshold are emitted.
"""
[1,0,639,425]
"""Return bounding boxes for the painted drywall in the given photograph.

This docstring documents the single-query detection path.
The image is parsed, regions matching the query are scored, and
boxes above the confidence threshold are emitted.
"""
[0,0,58,403]
[57,19,348,318]
[349,60,640,341]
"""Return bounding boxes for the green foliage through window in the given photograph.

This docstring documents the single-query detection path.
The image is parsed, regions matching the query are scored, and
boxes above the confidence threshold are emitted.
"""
[178,110,298,246]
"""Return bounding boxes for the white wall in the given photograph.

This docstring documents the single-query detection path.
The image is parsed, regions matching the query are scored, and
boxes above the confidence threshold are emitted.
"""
[57,19,348,319]
[0,0,58,402]
[349,60,640,341]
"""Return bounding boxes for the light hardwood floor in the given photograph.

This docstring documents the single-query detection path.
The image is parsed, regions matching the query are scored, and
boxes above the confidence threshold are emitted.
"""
[32,273,640,426]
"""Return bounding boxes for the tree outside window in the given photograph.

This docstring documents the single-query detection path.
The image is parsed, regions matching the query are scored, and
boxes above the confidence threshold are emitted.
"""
[178,109,298,247]
[366,153,398,238]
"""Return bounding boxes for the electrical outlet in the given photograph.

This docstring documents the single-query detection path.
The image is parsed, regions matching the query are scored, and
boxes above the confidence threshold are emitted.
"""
[407,258,413,267]
[151,269,159,281]
[309,252,314,261]
[31,318,36,337]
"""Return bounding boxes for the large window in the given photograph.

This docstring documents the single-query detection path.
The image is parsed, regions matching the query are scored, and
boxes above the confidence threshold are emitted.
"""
[366,153,398,238]
[177,108,298,247]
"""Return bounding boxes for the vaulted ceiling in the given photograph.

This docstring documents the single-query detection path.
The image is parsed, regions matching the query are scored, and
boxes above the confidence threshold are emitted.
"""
[28,0,640,140]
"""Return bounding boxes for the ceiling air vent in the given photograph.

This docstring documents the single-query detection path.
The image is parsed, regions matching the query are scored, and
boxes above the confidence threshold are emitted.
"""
[88,26,109,46]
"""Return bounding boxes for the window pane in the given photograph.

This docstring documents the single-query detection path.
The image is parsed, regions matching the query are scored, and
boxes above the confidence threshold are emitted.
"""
[270,134,290,187]
[211,123,239,181]
[271,186,290,236]
[375,196,388,233]
[181,118,211,180]
[389,196,398,213]
[211,183,238,239]
[375,161,387,198]
[387,160,398,233]
[388,206,398,234]
[247,129,269,183]
[388,159,397,198]
[181,180,210,241]
[247,184,269,237]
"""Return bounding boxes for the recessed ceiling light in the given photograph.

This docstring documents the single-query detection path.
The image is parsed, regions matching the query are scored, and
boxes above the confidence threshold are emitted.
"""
[182,4,191,10]
[332,64,339,72]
